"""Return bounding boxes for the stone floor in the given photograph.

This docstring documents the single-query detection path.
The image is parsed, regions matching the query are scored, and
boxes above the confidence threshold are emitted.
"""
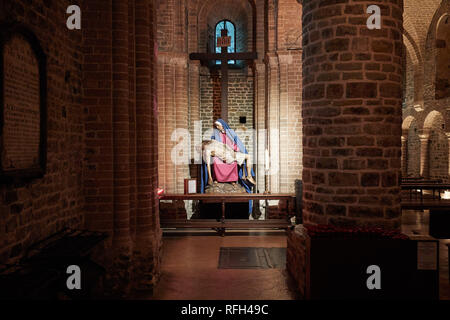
[145,210,449,300]
[150,230,299,300]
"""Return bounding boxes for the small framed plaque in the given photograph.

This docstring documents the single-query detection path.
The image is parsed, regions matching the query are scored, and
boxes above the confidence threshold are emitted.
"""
[184,179,197,194]
[0,23,47,182]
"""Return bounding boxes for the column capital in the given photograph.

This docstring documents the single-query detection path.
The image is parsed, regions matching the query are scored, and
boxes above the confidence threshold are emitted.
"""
[265,53,279,67]
[157,52,188,67]
[255,63,265,73]
[170,57,188,68]
[277,52,293,65]
[413,103,424,112]
[189,60,201,68]
[418,129,430,140]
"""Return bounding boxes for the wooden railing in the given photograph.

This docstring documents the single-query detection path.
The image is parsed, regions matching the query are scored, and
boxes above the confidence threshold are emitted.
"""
[159,193,297,236]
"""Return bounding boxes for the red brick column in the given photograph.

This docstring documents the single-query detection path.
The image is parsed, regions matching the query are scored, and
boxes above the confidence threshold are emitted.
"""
[302,0,403,229]
[83,0,114,234]
[134,0,161,291]
[128,0,137,241]
[112,0,131,247]
[135,0,153,242]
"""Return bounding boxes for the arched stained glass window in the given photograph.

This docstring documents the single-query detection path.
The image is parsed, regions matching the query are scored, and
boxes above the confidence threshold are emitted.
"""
[215,20,236,65]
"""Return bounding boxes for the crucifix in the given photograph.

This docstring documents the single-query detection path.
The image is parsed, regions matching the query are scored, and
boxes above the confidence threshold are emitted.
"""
[189,28,257,122]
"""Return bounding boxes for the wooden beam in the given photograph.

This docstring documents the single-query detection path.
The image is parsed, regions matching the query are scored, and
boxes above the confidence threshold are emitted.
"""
[160,219,290,229]
[159,193,296,201]
[221,42,228,122]
[189,52,258,61]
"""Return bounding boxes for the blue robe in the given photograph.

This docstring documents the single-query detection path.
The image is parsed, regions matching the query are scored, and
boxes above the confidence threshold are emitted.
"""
[201,119,255,214]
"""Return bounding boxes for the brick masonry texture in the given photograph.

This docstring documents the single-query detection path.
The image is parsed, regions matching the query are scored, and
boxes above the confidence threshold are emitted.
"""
[406,120,420,177]
[1,0,449,298]
[0,0,161,297]
[286,225,307,298]
[83,0,162,296]
[301,0,404,229]
[0,0,84,265]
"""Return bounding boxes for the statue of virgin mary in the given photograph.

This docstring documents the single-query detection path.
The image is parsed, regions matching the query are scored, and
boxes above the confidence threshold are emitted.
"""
[201,119,255,197]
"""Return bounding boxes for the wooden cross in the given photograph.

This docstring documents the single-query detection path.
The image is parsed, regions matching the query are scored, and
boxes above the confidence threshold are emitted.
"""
[189,28,257,122]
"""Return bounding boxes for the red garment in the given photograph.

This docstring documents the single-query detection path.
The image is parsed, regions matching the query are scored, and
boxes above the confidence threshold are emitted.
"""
[212,132,239,182]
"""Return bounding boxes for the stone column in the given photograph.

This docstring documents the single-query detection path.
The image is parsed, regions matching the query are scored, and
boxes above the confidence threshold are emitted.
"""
[401,135,407,178]
[418,133,430,178]
[112,0,131,247]
[302,0,403,229]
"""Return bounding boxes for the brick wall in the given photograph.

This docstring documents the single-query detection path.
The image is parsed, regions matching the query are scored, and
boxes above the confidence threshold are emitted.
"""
[403,51,414,108]
[83,0,161,295]
[0,0,84,265]
[434,13,450,100]
[83,0,114,235]
[429,116,449,181]
[407,121,420,177]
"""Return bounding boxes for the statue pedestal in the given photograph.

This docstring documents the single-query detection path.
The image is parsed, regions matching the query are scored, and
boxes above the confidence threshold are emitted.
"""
[199,182,249,219]
[205,182,247,194]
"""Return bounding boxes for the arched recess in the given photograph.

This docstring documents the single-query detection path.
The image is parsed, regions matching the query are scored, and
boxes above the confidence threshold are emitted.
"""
[424,111,449,181]
[402,29,424,107]
[402,115,417,131]
[402,116,420,177]
[435,14,450,99]
[423,0,450,102]
[197,0,256,55]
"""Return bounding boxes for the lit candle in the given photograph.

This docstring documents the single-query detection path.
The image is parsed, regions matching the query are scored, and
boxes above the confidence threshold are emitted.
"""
[442,190,450,200]
[265,149,270,171]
